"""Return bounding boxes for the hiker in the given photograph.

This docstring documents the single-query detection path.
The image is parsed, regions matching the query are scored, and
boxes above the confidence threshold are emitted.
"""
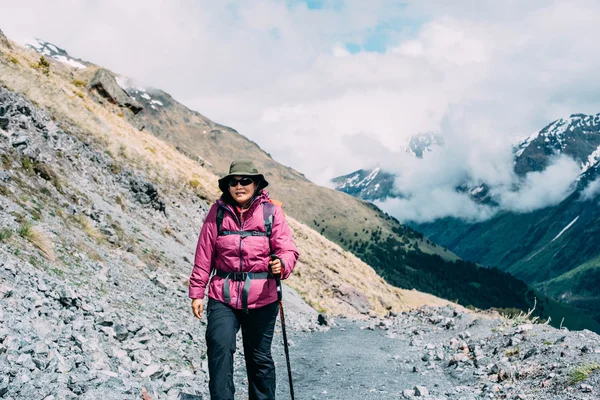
[189,160,299,400]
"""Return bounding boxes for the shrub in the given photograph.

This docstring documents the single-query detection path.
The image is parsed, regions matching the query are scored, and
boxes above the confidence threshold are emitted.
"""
[36,56,50,75]
[38,56,50,68]
[72,79,86,87]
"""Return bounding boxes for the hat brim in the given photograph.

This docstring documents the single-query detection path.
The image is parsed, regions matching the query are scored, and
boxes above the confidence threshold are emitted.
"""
[218,174,269,193]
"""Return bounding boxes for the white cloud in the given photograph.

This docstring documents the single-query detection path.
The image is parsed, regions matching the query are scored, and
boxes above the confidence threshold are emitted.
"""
[499,156,580,212]
[2,1,600,222]
[581,177,600,201]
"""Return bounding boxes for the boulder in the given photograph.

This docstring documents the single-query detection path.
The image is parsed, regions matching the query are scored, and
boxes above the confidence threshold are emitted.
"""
[332,284,370,314]
[88,69,143,114]
[0,29,12,50]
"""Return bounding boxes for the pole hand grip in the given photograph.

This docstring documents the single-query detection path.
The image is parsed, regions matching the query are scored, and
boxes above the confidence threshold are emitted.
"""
[271,255,283,301]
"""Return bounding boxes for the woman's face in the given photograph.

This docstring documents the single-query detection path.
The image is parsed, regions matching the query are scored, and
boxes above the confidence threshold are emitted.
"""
[228,175,257,205]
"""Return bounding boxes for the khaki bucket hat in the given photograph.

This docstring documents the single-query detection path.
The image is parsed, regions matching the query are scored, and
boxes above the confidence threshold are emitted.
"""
[218,160,269,193]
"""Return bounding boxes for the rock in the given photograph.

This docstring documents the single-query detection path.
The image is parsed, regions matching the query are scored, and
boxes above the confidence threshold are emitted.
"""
[414,385,429,396]
[332,284,370,314]
[132,349,152,366]
[459,331,471,339]
[0,29,12,50]
[0,284,13,299]
[317,314,329,326]
[34,342,50,355]
[88,69,143,114]
[403,389,416,398]
[581,384,593,393]
[141,364,163,379]
[516,324,533,333]
[56,285,80,308]
[523,348,538,359]
[114,324,129,341]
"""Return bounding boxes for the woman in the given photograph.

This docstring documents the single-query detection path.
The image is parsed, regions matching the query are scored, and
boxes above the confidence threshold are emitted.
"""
[189,160,299,400]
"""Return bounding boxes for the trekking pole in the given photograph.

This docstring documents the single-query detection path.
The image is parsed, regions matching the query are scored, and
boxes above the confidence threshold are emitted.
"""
[274,266,295,400]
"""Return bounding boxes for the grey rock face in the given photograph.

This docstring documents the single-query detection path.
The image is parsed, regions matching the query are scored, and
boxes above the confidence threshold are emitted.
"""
[88,69,143,114]
[0,28,11,50]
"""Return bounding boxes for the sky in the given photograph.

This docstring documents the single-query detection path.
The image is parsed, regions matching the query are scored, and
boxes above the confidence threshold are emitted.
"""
[2,0,600,223]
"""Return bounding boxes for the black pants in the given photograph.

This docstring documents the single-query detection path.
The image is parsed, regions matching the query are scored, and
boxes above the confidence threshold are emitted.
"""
[206,298,279,400]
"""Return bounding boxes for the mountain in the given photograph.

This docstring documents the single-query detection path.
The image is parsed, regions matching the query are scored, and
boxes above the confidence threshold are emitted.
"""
[331,110,600,324]
[406,132,444,158]
[513,113,600,176]
[415,160,600,322]
[5,32,597,331]
[332,133,443,201]
[412,117,600,324]
[330,168,397,201]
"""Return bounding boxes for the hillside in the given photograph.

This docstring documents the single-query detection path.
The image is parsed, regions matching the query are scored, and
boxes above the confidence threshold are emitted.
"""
[0,30,468,321]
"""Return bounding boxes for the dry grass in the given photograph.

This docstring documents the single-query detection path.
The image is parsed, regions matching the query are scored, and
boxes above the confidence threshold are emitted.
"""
[18,221,56,261]
[73,215,103,242]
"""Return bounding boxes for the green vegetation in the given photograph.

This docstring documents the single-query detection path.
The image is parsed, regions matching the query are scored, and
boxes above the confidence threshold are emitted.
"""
[72,79,86,87]
[36,56,50,75]
[569,363,600,385]
[0,228,13,241]
[344,229,536,312]
[18,221,33,238]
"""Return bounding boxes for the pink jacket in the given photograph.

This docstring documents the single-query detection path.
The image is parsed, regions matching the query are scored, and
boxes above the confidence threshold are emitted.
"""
[189,191,299,309]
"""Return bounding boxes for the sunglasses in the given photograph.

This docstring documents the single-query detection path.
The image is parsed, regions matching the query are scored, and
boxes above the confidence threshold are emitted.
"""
[229,177,255,187]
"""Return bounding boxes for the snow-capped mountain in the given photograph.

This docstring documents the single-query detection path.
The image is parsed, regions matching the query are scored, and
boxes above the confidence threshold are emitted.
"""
[406,132,444,158]
[333,133,443,200]
[115,76,167,112]
[513,113,600,176]
[331,167,397,201]
[335,114,600,207]
[24,38,88,69]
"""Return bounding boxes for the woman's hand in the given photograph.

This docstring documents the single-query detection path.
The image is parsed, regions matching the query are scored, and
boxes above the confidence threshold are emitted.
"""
[269,257,282,275]
[191,298,203,319]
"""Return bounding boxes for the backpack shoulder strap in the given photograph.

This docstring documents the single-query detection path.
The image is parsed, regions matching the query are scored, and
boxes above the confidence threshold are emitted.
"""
[216,206,225,235]
[262,201,275,237]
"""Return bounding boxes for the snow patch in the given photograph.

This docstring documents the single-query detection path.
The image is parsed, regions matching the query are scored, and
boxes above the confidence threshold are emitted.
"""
[551,216,579,242]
